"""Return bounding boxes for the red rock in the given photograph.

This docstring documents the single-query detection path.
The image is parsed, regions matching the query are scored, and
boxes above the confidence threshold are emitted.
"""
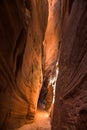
[52,0,87,130]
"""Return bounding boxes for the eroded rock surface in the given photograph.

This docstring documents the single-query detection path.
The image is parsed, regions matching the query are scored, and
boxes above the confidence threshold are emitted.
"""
[17,0,48,123]
[0,0,48,130]
[0,1,27,129]
[39,0,70,104]
[52,0,87,130]
[0,0,87,130]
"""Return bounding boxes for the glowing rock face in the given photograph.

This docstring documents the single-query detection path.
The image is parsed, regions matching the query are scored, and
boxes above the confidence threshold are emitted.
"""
[0,0,48,129]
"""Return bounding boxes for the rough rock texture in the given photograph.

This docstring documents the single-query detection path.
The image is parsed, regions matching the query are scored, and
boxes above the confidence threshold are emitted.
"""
[17,109,51,130]
[0,0,87,130]
[0,0,48,130]
[39,0,69,106]
[43,0,60,81]
[0,1,27,129]
[43,0,69,77]
[17,0,48,122]
[39,0,62,104]
[52,0,87,130]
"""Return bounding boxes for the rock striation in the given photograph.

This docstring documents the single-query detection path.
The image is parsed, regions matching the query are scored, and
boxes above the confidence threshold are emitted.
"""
[0,0,87,130]
[52,0,87,130]
[0,0,48,129]
[0,1,27,129]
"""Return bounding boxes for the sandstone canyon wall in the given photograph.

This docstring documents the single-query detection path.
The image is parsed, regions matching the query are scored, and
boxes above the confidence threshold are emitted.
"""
[0,0,87,130]
[40,0,70,113]
[0,0,48,130]
[17,0,48,123]
[0,1,27,129]
[52,0,87,130]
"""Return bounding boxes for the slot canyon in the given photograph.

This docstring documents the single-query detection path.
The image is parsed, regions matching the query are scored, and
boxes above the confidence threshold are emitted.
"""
[0,0,87,130]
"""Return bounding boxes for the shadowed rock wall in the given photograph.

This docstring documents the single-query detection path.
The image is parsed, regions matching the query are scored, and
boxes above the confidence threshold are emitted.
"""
[0,1,27,129]
[52,0,87,130]
[0,0,86,130]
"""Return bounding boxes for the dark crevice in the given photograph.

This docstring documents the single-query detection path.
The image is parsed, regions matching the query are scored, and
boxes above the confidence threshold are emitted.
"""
[25,0,32,12]
[77,110,87,130]
[15,53,23,76]
[69,0,75,14]
[13,28,25,60]
[13,28,26,76]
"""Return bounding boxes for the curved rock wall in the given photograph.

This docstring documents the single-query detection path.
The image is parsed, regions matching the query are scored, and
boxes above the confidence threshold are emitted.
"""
[43,0,69,77]
[0,0,48,130]
[52,0,87,130]
[43,0,60,78]
[17,0,48,122]
[0,0,86,130]
[40,0,69,109]
[0,1,27,129]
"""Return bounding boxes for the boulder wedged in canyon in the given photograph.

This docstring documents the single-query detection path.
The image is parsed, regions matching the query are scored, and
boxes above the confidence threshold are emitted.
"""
[52,0,87,130]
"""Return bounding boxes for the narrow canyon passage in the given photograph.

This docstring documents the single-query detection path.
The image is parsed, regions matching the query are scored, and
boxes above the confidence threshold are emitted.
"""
[0,0,87,130]
[17,107,51,130]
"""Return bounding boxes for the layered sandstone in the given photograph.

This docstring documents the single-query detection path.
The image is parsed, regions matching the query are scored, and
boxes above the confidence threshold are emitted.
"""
[52,0,87,130]
[0,1,27,129]
[0,0,48,130]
